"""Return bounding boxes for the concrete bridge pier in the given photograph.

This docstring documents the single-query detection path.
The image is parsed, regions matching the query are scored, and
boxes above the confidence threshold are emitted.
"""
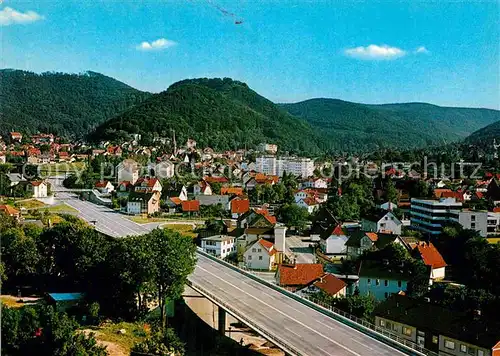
[218,307,226,335]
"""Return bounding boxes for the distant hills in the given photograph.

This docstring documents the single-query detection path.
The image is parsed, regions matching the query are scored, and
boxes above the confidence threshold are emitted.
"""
[280,99,500,152]
[90,78,326,154]
[466,120,500,145]
[2,69,499,153]
[0,69,151,137]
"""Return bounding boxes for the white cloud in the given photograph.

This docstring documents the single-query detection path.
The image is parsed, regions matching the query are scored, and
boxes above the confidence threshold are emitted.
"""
[415,46,430,54]
[136,38,177,51]
[0,7,44,26]
[344,44,406,60]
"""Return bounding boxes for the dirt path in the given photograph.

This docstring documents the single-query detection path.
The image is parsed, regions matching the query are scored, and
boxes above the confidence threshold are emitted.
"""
[81,329,128,356]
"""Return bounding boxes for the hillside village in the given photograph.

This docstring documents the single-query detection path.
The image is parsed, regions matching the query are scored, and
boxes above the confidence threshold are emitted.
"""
[1,130,500,356]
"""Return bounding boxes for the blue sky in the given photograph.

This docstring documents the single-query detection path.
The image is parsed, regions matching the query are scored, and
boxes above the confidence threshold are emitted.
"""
[1,0,499,109]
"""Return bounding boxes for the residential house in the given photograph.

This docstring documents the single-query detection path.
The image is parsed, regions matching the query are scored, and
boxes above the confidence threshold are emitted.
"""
[0,204,21,219]
[127,191,161,215]
[319,224,348,257]
[449,210,488,237]
[302,273,347,298]
[309,208,340,242]
[296,197,319,214]
[164,185,188,202]
[361,209,402,235]
[10,132,22,142]
[243,239,277,270]
[345,231,380,259]
[197,194,230,208]
[379,201,398,211]
[116,181,132,198]
[193,181,212,196]
[374,294,500,356]
[26,181,49,198]
[117,159,140,185]
[94,181,114,194]
[201,235,236,258]
[46,293,84,313]
[134,177,162,194]
[357,260,412,300]
[487,212,500,237]
[300,177,328,189]
[411,242,447,282]
[220,187,244,196]
[230,198,250,219]
[275,263,324,291]
[181,200,200,215]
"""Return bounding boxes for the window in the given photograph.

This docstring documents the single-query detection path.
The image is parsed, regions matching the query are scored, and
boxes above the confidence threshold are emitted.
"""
[384,292,388,298]
[468,347,476,355]
[252,248,256,252]
[384,280,388,286]
[248,255,252,260]
[379,319,386,327]
[257,248,262,252]
[444,340,455,350]
[432,336,438,344]
[460,345,467,353]
[478,351,484,356]
[398,280,402,288]
[471,215,476,221]
[367,279,371,285]
[471,223,476,229]
[392,324,399,332]
[403,327,412,336]
[258,256,263,260]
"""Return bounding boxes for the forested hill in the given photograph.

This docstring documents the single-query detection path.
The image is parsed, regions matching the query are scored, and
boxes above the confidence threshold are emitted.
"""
[90,78,326,154]
[0,69,151,137]
[280,99,500,152]
[466,120,500,145]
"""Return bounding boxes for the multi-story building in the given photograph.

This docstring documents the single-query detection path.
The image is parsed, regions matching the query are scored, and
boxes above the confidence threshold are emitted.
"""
[201,235,236,259]
[487,212,500,237]
[257,143,278,154]
[449,210,488,237]
[255,156,314,178]
[410,198,463,235]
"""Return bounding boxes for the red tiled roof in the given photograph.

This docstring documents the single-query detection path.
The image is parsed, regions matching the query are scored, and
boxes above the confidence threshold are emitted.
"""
[136,177,160,188]
[30,181,45,187]
[313,274,346,296]
[493,207,500,213]
[0,204,19,216]
[204,176,229,184]
[366,232,379,242]
[231,198,250,214]
[258,239,276,255]
[170,197,182,205]
[301,197,318,206]
[475,191,484,199]
[221,187,243,196]
[10,132,22,138]
[254,208,277,225]
[331,224,346,236]
[414,242,447,269]
[182,200,200,212]
[278,263,324,286]
[95,181,109,188]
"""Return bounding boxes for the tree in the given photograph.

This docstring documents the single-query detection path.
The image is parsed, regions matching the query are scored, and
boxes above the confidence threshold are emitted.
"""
[148,229,197,328]
[132,328,185,356]
[276,204,310,230]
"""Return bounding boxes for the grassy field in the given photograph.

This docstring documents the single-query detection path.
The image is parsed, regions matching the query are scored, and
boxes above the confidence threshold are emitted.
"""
[38,162,86,177]
[163,224,198,238]
[0,295,41,308]
[82,321,149,355]
[128,216,171,224]
[38,203,78,214]
[15,199,47,210]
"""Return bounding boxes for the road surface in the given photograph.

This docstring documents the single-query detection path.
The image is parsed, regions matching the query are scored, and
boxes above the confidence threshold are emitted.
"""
[191,254,405,356]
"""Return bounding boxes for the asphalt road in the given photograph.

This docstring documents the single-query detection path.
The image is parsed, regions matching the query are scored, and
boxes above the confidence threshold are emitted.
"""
[191,254,406,356]
[56,192,157,237]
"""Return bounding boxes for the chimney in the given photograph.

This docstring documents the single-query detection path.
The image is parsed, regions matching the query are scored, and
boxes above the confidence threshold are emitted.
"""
[274,225,287,253]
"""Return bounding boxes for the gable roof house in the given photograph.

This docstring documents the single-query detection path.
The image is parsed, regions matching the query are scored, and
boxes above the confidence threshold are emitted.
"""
[411,242,447,282]
[310,208,340,242]
[0,204,21,220]
[94,181,115,194]
[243,239,277,270]
[302,273,347,298]
[181,200,200,215]
[127,191,161,216]
[26,180,49,198]
[134,177,162,194]
[361,209,402,235]
[275,263,324,291]
[116,159,140,185]
[193,181,212,196]
[319,224,348,256]
[230,198,250,218]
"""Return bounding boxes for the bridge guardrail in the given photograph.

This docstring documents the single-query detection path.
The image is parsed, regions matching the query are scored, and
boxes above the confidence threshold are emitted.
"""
[195,249,437,356]
[186,279,305,356]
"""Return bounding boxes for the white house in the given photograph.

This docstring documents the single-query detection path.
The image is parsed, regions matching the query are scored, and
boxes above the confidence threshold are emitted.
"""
[449,210,488,237]
[95,181,115,194]
[319,224,348,256]
[201,235,236,259]
[27,181,48,198]
[193,181,212,196]
[362,210,402,235]
[300,178,328,189]
[412,242,447,282]
[117,159,140,184]
[243,239,276,270]
[296,197,319,214]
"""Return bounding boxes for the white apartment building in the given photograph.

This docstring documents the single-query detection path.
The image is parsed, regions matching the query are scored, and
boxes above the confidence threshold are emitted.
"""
[201,235,236,259]
[257,143,278,154]
[410,198,463,235]
[255,156,314,178]
[450,210,488,237]
[487,212,500,237]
